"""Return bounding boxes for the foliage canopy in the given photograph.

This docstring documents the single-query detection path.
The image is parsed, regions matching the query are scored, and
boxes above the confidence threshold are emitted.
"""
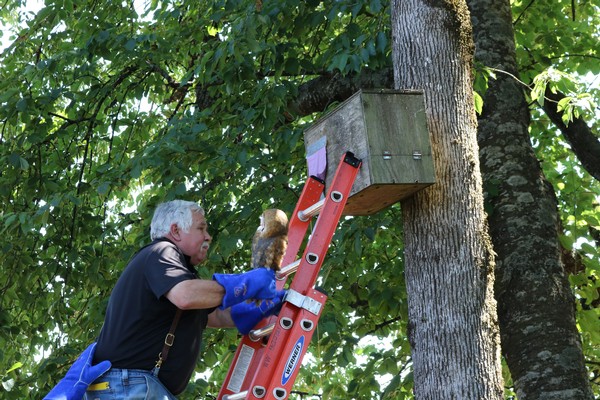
[0,0,598,398]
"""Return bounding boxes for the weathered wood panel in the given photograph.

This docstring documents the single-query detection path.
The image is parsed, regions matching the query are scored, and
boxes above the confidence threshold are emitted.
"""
[304,89,435,215]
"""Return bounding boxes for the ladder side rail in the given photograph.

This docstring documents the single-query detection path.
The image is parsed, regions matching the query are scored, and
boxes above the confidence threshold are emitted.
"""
[217,176,325,399]
[245,153,361,400]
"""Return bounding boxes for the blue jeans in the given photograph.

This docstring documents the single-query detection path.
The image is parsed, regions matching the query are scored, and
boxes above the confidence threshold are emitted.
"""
[84,368,177,400]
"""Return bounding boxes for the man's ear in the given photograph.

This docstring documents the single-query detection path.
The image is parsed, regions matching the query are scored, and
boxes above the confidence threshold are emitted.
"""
[169,223,181,241]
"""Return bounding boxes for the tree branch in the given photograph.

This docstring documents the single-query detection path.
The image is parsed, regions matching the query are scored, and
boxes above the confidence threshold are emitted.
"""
[366,316,403,335]
[480,67,600,182]
[542,87,600,182]
[287,67,394,118]
[513,0,537,26]
[145,60,180,90]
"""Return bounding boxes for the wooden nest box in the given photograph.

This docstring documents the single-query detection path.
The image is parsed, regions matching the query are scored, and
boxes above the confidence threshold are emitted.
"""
[304,89,435,216]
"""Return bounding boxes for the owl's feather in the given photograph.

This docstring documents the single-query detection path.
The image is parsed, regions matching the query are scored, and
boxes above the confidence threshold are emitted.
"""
[251,209,289,271]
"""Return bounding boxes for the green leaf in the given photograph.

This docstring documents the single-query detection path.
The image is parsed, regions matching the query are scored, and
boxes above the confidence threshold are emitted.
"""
[329,53,349,72]
[124,39,136,51]
[369,0,383,13]
[8,153,29,170]
[376,31,387,54]
[6,362,23,374]
[97,182,111,195]
[473,91,484,115]
[15,98,28,112]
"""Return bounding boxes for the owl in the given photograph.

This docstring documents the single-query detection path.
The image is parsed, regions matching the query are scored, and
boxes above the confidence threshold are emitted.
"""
[251,209,289,271]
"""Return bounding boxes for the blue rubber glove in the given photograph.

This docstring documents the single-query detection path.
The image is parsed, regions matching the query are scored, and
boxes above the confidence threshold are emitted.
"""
[44,342,111,400]
[231,290,287,334]
[213,267,277,309]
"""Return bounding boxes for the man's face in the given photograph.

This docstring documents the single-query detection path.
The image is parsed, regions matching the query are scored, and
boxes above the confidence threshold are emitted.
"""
[177,212,212,265]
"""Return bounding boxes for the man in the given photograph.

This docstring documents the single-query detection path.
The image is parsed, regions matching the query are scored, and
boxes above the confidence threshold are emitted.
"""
[83,200,281,399]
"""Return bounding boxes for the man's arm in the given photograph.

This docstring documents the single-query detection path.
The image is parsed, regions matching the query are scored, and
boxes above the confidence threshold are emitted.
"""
[166,279,234,327]
[207,308,235,328]
[166,268,277,311]
[165,279,225,310]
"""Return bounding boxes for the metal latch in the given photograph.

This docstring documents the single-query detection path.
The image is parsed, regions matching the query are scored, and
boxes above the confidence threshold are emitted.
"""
[284,289,323,315]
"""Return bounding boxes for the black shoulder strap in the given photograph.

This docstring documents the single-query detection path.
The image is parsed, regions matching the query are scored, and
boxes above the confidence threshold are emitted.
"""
[154,309,183,372]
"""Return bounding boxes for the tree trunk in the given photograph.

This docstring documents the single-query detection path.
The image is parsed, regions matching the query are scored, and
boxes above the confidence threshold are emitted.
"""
[391,1,504,398]
[467,0,594,398]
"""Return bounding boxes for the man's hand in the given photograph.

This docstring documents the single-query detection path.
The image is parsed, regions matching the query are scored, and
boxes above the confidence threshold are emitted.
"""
[213,267,277,309]
[231,290,286,334]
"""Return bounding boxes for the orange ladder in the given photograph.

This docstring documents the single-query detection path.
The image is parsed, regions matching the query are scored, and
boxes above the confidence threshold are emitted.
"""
[218,152,362,400]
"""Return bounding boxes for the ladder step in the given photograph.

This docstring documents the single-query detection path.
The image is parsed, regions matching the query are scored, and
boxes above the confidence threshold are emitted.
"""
[297,189,346,222]
[276,259,301,280]
[249,322,276,341]
[297,198,324,221]
[222,391,248,400]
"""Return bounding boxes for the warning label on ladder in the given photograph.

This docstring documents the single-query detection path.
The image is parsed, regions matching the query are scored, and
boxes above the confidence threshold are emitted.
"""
[227,344,255,393]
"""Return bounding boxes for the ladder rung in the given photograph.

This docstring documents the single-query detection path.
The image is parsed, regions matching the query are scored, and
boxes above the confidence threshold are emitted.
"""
[276,259,301,280]
[223,391,248,400]
[249,322,276,341]
[297,198,325,221]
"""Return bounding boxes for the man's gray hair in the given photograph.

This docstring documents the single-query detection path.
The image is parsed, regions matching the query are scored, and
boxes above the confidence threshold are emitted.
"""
[150,200,205,240]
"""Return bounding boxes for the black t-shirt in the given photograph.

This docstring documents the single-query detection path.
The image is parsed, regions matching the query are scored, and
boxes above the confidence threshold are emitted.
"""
[94,238,215,395]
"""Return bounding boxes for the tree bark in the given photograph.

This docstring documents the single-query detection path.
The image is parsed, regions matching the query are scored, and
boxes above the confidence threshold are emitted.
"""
[467,0,594,398]
[391,0,504,398]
